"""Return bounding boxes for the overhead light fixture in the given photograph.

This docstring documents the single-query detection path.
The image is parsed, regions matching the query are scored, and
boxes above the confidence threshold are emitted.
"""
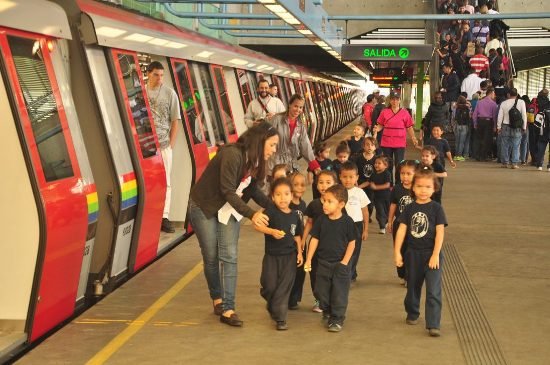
[96,26,127,38]
[247,63,256,67]
[314,40,328,48]
[229,58,248,66]
[265,4,287,13]
[273,69,282,74]
[265,66,274,71]
[123,33,153,42]
[328,50,339,56]
[148,38,169,46]
[0,0,16,12]
[290,72,300,78]
[196,51,214,58]
[283,70,291,75]
[257,65,269,70]
[258,0,276,3]
[298,29,313,35]
[165,41,187,49]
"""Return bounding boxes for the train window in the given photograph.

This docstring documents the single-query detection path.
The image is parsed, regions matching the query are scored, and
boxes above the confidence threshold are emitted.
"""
[247,71,258,98]
[192,63,227,145]
[7,35,74,182]
[235,69,253,110]
[115,53,157,159]
[173,61,206,145]
[211,66,236,136]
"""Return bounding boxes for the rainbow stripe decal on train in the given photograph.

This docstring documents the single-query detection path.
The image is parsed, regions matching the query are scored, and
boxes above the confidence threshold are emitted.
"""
[86,191,99,224]
[121,172,138,210]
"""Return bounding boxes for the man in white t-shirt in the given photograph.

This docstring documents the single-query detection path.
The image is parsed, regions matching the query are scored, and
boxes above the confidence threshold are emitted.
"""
[244,79,286,128]
[146,61,181,233]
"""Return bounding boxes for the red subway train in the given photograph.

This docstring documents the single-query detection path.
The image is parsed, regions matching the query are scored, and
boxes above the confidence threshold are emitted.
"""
[0,0,362,360]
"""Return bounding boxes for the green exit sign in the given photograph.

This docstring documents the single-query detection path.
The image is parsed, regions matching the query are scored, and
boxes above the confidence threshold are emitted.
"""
[342,44,433,61]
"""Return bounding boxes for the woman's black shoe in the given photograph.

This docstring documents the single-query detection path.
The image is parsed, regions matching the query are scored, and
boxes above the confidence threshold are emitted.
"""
[220,313,243,327]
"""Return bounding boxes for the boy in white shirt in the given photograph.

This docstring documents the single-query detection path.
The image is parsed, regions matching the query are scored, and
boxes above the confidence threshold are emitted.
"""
[339,161,370,282]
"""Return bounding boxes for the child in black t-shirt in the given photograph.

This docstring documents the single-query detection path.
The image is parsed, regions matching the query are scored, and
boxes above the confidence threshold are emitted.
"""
[304,185,356,333]
[347,124,366,156]
[387,160,418,284]
[353,136,378,222]
[309,142,334,199]
[370,155,392,234]
[394,167,448,337]
[254,178,303,331]
[303,170,337,313]
[332,141,351,182]
[288,172,308,310]
[425,124,457,168]
[420,146,448,204]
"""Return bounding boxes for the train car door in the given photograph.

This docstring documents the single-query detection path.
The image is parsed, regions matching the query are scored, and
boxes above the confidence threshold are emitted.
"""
[0,31,89,341]
[109,49,166,272]
[171,59,209,179]
[210,65,238,143]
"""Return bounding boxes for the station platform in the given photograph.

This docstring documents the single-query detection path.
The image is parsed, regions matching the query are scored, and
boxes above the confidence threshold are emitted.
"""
[15,122,550,365]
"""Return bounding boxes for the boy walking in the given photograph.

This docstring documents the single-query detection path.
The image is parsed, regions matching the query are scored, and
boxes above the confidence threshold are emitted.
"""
[304,185,356,332]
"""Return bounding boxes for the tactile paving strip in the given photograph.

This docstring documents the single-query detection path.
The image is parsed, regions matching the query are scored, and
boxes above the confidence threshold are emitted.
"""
[442,243,508,365]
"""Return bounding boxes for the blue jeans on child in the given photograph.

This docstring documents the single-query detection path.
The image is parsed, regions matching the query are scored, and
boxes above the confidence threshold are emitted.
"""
[500,124,522,165]
[189,199,240,313]
[405,249,443,329]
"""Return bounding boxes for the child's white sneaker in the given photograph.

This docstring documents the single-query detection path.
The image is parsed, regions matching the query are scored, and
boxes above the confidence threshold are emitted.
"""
[312,299,322,313]
[379,228,386,234]
[537,167,543,171]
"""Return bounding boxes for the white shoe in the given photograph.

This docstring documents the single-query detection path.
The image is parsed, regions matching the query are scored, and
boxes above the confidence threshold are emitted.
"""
[537,167,543,171]
[379,228,386,234]
[548,168,550,172]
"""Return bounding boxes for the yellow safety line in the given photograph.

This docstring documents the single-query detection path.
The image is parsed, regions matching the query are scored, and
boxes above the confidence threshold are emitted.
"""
[86,261,203,365]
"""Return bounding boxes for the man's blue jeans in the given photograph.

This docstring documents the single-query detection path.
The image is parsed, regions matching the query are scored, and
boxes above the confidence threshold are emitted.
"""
[189,199,240,312]
[500,125,522,164]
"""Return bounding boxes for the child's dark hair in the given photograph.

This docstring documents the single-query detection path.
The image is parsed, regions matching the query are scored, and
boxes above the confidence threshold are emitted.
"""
[422,145,439,158]
[289,170,305,183]
[325,184,348,204]
[431,123,444,131]
[314,141,329,157]
[364,136,377,148]
[339,161,358,174]
[375,154,390,166]
[271,163,288,177]
[398,159,420,172]
[355,123,365,131]
[318,170,337,183]
[335,141,351,155]
[270,177,292,196]
[410,166,440,199]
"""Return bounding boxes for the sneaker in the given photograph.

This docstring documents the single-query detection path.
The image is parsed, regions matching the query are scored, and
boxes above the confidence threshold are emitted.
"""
[429,328,441,337]
[276,321,288,331]
[406,318,418,325]
[501,164,508,168]
[312,300,322,313]
[537,167,543,171]
[328,323,342,332]
[379,228,386,234]
[453,156,460,161]
[511,165,519,169]
[161,218,175,233]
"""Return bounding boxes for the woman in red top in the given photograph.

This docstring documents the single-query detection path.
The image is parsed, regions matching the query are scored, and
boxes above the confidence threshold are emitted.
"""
[374,93,418,184]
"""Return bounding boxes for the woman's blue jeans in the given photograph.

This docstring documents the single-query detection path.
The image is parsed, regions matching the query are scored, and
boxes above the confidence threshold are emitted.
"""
[189,199,240,312]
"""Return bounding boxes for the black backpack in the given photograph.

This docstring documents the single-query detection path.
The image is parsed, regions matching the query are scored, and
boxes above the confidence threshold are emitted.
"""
[455,106,471,126]
[509,98,523,129]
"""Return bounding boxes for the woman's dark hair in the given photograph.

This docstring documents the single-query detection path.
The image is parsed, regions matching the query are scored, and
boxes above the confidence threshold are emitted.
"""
[288,93,305,106]
[335,141,351,155]
[410,166,440,199]
[236,121,278,182]
[457,95,468,105]
[270,177,292,197]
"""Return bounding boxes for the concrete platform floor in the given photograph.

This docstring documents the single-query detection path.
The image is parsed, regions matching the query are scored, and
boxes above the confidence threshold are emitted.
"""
[16,123,550,365]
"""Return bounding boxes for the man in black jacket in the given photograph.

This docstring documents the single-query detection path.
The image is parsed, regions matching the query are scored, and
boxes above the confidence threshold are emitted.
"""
[441,64,460,104]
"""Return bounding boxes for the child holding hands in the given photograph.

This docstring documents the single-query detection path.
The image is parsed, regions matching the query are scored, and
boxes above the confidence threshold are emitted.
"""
[254,178,303,331]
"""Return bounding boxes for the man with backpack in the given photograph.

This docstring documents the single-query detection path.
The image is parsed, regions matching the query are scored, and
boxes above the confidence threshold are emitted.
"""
[497,88,526,169]
[534,89,550,171]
